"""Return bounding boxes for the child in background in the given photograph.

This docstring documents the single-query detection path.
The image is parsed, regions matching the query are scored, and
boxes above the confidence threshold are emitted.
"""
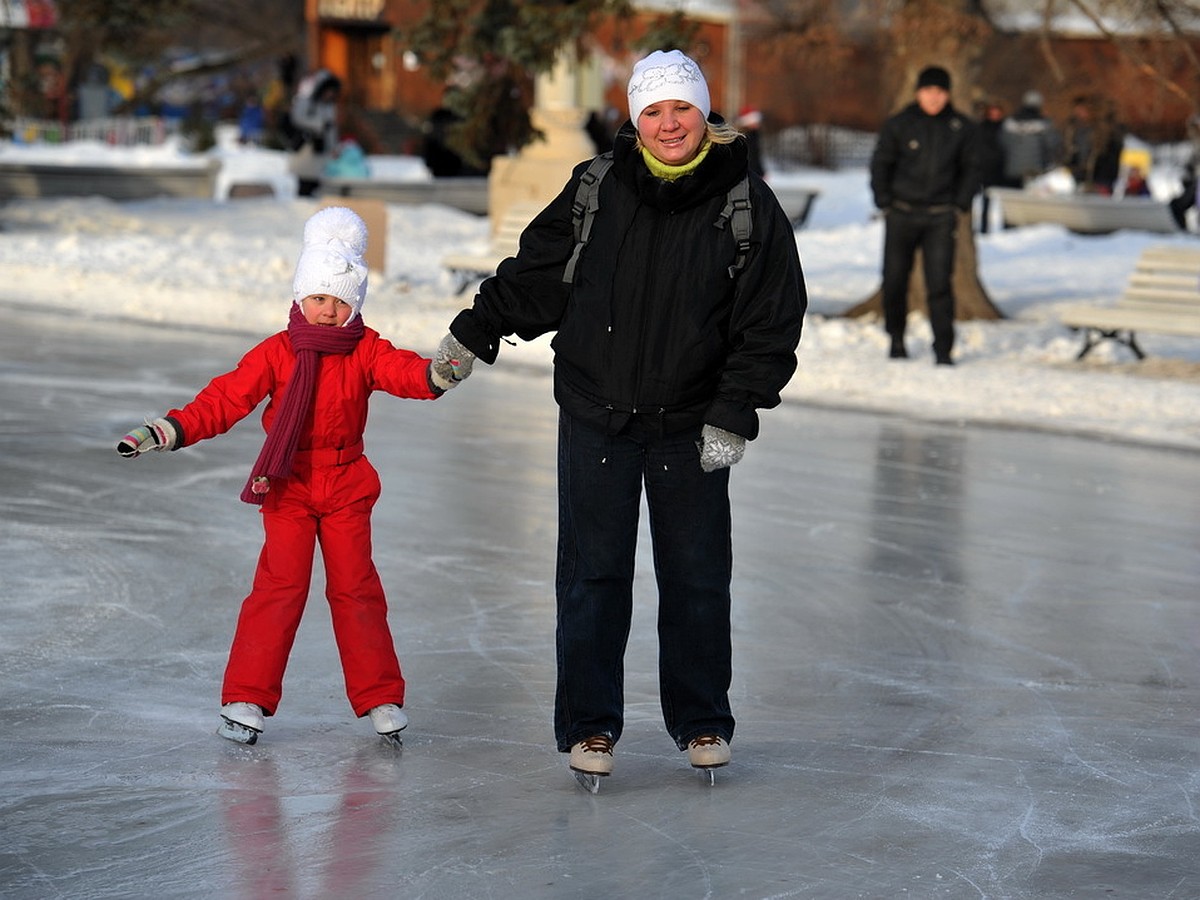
[117,206,471,745]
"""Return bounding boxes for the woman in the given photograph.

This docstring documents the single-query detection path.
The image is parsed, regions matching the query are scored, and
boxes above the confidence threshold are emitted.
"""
[435,49,806,787]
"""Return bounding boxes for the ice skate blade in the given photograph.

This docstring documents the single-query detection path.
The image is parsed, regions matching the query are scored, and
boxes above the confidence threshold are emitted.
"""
[692,763,727,786]
[571,769,606,794]
[377,731,404,750]
[217,717,260,745]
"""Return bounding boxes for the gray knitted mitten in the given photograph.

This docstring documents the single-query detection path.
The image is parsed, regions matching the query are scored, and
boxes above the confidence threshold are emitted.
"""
[430,332,476,391]
[698,424,746,473]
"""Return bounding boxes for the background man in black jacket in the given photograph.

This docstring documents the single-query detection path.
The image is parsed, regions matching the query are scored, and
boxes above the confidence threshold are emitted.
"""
[870,65,979,365]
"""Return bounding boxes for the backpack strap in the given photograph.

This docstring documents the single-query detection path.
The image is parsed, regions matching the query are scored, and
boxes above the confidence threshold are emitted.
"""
[562,152,614,284]
[715,174,752,278]
[563,157,753,283]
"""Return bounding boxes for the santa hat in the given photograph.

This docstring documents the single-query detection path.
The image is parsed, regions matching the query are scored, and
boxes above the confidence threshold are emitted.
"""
[291,206,369,321]
[627,49,711,125]
[737,106,763,128]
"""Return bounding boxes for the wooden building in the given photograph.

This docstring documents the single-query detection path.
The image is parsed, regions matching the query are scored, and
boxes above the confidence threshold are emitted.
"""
[304,0,1199,156]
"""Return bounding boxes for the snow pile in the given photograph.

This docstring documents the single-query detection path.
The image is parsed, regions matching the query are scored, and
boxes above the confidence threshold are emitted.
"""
[0,140,1197,451]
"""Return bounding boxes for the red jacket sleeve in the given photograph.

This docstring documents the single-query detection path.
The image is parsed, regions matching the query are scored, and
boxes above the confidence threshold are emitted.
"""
[363,332,440,400]
[166,335,285,447]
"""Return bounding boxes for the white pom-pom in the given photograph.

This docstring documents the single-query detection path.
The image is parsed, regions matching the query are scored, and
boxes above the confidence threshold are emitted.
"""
[302,206,368,256]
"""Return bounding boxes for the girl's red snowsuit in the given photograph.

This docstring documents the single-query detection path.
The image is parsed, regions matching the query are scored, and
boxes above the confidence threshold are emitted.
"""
[165,327,439,718]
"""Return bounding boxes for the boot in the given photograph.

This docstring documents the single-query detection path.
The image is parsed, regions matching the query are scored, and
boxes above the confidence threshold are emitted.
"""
[221,701,264,731]
[569,735,615,776]
[368,703,408,735]
[687,735,731,769]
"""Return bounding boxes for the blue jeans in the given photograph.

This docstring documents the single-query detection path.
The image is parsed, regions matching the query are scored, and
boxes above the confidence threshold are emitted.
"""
[554,410,735,752]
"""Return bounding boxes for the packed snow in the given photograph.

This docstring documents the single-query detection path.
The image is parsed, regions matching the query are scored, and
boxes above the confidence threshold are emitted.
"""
[1,133,1197,451]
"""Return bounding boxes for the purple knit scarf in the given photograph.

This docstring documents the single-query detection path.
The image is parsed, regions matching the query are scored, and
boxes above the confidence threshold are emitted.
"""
[240,304,365,504]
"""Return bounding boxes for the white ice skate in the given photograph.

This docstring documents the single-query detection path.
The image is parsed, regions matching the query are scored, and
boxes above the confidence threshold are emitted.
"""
[569,735,615,793]
[687,735,730,785]
[218,702,264,745]
[368,704,407,749]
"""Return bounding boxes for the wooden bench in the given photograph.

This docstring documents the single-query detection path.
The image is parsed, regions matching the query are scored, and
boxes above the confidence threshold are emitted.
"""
[1059,244,1200,359]
[442,202,542,294]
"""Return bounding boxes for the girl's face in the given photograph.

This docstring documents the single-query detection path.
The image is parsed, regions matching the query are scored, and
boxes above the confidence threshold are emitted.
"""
[637,100,707,166]
[301,293,353,326]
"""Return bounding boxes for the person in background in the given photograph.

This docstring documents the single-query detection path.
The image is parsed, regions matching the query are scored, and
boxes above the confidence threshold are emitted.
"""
[1170,114,1200,230]
[1000,90,1062,186]
[976,100,1008,233]
[737,106,766,177]
[1124,166,1151,197]
[289,69,342,195]
[238,91,266,146]
[421,107,486,177]
[1091,101,1125,194]
[324,137,370,179]
[870,65,979,366]
[585,108,616,154]
[1064,95,1123,193]
[434,48,805,786]
[115,207,471,747]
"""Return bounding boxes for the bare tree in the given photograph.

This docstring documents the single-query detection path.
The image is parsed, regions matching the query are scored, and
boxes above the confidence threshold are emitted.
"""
[8,0,305,120]
[401,0,700,168]
[846,0,1005,321]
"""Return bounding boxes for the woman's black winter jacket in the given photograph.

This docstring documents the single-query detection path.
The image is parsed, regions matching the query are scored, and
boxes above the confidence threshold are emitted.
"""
[449,123,806,440]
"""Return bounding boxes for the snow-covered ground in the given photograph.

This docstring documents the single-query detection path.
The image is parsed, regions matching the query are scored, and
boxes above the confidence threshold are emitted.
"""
[1,133,1197,451]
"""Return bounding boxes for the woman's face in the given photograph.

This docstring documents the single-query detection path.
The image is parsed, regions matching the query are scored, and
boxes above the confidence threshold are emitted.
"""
[637,100,707,166]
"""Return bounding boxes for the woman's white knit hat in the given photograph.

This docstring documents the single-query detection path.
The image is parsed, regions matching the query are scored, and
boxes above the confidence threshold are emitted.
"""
[292,206,369,320]
[626,49,710,126]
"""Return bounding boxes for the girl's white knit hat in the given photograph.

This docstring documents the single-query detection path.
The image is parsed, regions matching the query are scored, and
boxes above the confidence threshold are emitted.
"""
[626,49,711,125]
[292,206,369,320]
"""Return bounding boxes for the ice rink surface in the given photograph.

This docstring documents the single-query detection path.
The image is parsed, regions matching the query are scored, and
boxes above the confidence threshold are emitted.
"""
[2,310,1198,899]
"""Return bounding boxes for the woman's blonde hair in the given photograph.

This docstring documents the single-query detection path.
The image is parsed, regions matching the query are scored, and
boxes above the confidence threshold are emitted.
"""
[706,120,741,145]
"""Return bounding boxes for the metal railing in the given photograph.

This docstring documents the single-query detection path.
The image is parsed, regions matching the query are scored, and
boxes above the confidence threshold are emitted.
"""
[7,116,180,146]
[765,125,877,170]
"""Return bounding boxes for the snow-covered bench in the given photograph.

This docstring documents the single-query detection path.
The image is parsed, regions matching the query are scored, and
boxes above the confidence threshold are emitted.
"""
[442,202,542,294]
[988,187,1176,235]
[1059,244,1200,359]
[0,159,220,201]
[769,184,820,229]
[321,176,489,215]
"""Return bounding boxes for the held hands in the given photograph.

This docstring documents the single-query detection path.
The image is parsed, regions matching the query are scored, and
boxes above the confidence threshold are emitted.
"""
[116,417,178,458]
[698,424,746,473]
[429,332,476,392]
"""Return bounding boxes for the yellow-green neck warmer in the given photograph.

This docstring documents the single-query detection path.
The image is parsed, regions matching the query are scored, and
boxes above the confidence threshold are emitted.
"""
[640,141,712,181]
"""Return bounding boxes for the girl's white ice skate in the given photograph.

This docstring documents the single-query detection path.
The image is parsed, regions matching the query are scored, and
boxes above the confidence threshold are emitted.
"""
[218,702,264,745]
[368,704,407,748]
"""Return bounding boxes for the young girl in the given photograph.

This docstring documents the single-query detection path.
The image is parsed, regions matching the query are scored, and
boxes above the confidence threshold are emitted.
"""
[117,206,470,745]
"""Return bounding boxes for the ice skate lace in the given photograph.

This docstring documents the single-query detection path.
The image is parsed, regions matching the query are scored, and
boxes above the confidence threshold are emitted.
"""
[690,735,724,748]
[578,735,614,756]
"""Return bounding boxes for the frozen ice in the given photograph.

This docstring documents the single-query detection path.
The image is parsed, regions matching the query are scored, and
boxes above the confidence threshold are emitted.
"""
[2,310,1198,898]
